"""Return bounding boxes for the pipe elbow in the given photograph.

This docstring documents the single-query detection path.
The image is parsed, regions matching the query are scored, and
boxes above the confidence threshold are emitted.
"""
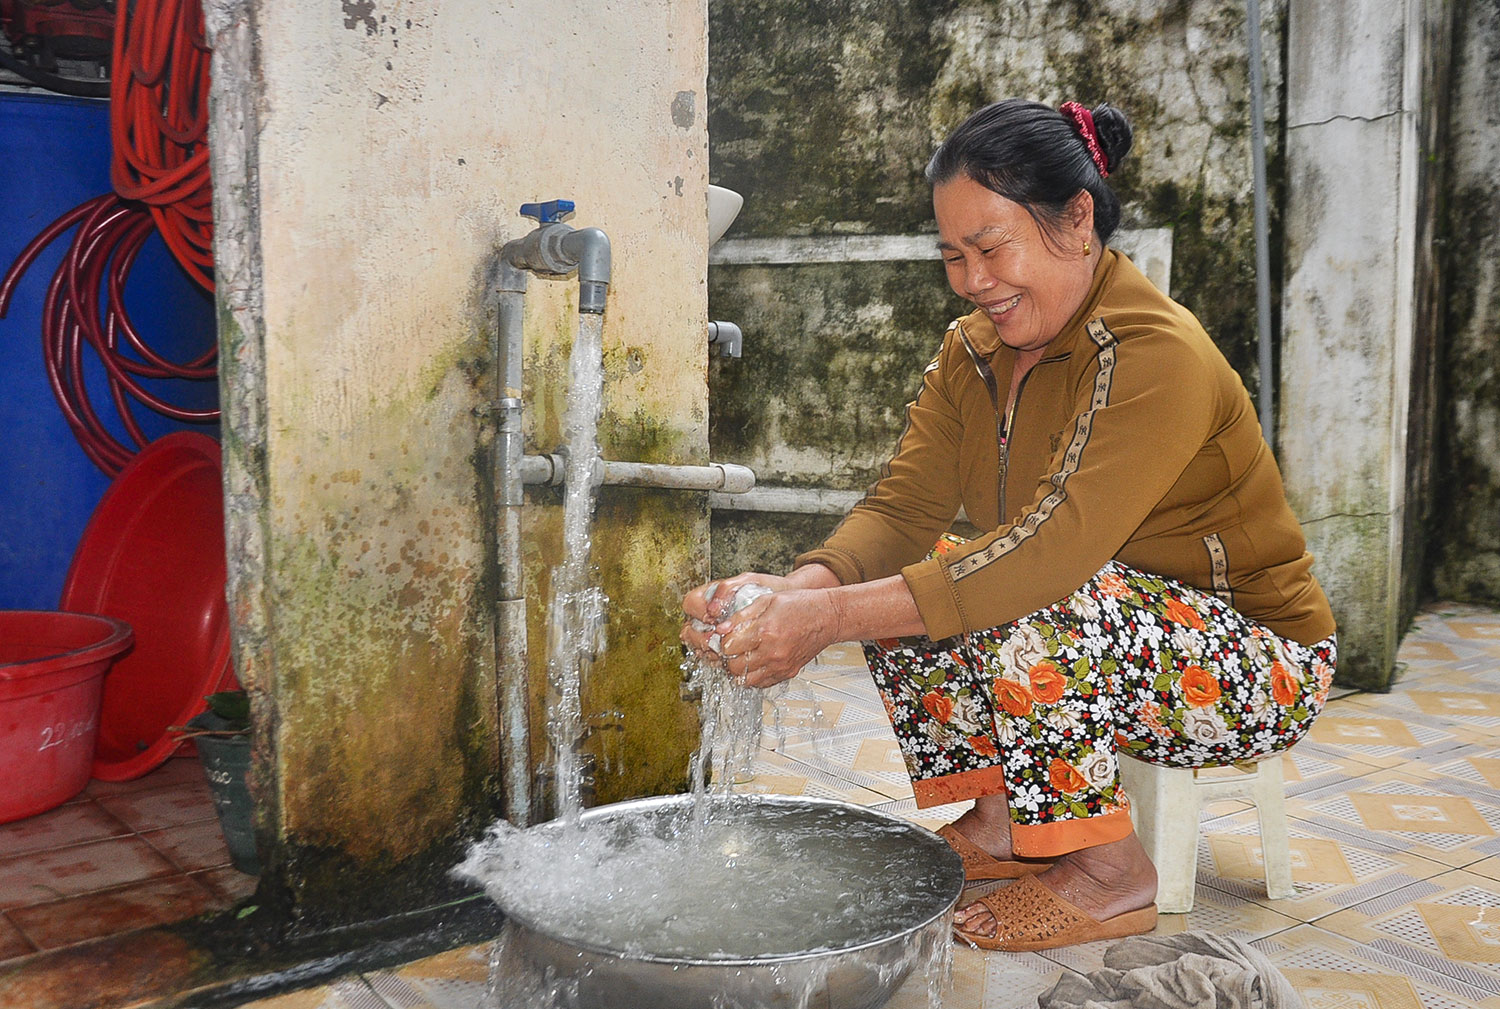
[561,227,612,286]
[714,463,756,494]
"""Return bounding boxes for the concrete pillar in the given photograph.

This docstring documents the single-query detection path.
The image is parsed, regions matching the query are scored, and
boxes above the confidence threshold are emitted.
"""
[1279,0,1452,690]
[207,0,709,922]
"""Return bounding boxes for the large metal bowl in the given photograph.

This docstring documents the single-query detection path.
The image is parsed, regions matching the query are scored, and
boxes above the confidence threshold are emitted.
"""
[481,793,964,1009]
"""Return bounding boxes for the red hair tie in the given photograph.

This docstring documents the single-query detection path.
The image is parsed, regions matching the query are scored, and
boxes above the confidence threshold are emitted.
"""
[1060,101,1109,179]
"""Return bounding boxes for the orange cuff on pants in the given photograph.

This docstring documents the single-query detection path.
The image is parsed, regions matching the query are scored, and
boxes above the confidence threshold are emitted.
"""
[913,768,1135,858]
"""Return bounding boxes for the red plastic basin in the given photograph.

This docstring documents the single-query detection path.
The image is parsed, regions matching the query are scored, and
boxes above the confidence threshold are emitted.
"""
[0,610,133,823]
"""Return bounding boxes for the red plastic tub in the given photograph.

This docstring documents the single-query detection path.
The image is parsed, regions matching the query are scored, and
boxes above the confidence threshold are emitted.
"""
[0,611,132,823]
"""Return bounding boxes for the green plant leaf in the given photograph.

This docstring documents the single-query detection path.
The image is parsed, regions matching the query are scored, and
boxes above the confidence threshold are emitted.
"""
[207,691,251,730]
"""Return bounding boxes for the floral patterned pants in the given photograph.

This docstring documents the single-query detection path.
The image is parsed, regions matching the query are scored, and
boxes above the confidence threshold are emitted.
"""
[865,556,1337,857]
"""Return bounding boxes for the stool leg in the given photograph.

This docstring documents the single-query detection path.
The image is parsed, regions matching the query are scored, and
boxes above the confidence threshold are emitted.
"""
[1252,754,1296,900]
[1119,757,1199,914]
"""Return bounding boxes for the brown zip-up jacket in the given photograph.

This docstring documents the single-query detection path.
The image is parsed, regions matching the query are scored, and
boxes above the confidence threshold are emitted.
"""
[795,249,1336,646]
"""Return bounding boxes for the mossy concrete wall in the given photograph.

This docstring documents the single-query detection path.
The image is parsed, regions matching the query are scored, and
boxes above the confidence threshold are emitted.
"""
[707,1,1285,575]
[1432,0,1500,604]
[1279,0,1453,691]
[210,0,708,923]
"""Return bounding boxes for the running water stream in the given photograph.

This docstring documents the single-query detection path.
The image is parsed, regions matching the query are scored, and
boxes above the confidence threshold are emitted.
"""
[457,313,959,1009]
[544,312,607,825]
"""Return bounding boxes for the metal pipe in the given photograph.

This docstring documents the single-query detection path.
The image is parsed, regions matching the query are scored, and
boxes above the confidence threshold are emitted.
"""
[522,454,755,494]
[1247,0,1275,445]
[707,485,971,526]
[708,320,743,358]
[706,485,863,515]
[486,257,532,827]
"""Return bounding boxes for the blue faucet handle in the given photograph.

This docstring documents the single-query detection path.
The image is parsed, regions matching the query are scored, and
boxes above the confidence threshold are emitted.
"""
[519,199,576,224]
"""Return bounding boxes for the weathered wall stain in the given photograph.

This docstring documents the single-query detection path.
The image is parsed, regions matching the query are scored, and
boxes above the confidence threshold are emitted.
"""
[1431,0,1500,603]
[707,0,1287,573]
[672,90,697,128]
[341,0,377,36]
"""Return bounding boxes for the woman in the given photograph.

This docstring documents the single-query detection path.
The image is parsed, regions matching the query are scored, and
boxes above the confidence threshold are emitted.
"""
[681,99,1336,952]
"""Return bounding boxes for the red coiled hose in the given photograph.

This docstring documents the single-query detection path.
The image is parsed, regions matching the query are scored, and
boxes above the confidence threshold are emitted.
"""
[110,0,212,291]
[0,0,216,476]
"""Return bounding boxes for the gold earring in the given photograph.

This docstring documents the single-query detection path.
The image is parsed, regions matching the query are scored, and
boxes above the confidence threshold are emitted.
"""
[1082,240,1091,255]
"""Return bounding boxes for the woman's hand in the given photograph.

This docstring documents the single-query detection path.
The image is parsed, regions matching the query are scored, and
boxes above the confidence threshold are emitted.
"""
[680,572,792,662]
[715,588,840,688]
[682,572,793,626]
[680,565,842,663]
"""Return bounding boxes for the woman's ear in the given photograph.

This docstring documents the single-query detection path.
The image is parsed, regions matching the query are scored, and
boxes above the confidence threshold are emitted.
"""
[1066,190,1096,241]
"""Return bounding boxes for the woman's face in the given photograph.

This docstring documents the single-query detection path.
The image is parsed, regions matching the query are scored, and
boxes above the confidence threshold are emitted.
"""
[933,174,1096,356]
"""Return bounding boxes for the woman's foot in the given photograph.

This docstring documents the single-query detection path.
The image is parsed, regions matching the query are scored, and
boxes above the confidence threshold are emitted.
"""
[954,831,1157,940]
[949,794,1015,860]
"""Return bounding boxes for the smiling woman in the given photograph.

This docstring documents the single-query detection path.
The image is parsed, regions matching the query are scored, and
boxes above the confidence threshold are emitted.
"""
[681,98,1336,954]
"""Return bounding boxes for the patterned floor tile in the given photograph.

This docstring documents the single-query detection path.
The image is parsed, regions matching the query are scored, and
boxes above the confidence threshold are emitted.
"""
[93,781,218,833]
[732,748,892,805]
[1447,617,1500,643]
[882,942,1073,1009]
[362,942,490,1008]
[1403,638,1465,663]
[1251,923,1500,1008]
[0,801,132,859]
[0,913,35,960]
[1315,869,1500,999]
[140,818,234,873]
[777,733,916,800]
[1303,705,1472,770]
[1034,883,1303,976]
[235,978,392,1009]
[1467,857,1500,882]
[1286,768,1500,871]
[759,682,890,750]
[1197,805,1454,921]
[870,796,975,833]
[0,835,176,909]
[7,874,222,951]
[193,864,259,902]
[1279,747,1387,802]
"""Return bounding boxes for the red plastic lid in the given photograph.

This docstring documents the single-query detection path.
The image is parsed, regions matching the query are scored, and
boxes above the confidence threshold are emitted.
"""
[60,432,239,780]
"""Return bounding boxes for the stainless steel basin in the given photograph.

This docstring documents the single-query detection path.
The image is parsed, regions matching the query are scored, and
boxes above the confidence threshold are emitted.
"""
[474,793,965,1009]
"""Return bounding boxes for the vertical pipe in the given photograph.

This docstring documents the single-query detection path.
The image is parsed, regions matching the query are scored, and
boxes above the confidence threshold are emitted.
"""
[491,258,532,827]
[1247,0,1275,445]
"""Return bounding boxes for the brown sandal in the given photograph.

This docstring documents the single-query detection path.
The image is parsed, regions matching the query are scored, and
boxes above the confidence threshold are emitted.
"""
[937,824,1053,895]
[953,874,1158,952]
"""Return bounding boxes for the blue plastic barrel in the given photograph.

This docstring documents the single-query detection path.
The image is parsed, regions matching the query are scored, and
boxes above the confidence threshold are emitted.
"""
[0,92,218,610]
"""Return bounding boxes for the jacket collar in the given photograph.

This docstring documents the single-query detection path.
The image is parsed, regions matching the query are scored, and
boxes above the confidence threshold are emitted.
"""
[954,248,1121,367]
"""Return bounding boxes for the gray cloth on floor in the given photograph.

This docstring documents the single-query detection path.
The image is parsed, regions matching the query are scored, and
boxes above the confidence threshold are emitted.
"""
[1037,931,1302,1009]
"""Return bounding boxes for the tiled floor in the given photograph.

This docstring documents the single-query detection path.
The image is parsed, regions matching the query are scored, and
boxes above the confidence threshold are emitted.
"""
[0,754,257,963]
[31,605,1500,1008]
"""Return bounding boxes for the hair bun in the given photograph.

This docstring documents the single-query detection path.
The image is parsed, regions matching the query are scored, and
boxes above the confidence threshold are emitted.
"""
[1090,103,1133,174]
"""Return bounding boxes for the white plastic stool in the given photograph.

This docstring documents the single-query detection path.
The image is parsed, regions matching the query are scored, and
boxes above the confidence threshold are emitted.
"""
[1118,752,1295,913]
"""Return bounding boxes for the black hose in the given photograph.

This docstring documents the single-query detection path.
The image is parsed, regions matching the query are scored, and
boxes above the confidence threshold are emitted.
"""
[0,47,110,99]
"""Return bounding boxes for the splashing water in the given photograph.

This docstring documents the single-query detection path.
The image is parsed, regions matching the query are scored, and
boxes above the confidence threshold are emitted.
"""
[682,581,776,825]
[456,796,960,1009]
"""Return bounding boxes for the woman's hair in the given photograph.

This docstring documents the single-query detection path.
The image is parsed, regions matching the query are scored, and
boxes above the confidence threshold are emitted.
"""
[925,99,1133,245]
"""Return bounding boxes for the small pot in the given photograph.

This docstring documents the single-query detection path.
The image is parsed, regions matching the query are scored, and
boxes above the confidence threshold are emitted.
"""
[187,710,258,875]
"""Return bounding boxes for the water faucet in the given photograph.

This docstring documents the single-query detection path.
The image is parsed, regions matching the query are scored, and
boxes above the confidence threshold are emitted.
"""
[501,199,612,313]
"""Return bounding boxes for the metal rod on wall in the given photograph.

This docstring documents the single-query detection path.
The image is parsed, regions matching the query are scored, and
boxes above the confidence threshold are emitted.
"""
[1247,0,1275,445]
